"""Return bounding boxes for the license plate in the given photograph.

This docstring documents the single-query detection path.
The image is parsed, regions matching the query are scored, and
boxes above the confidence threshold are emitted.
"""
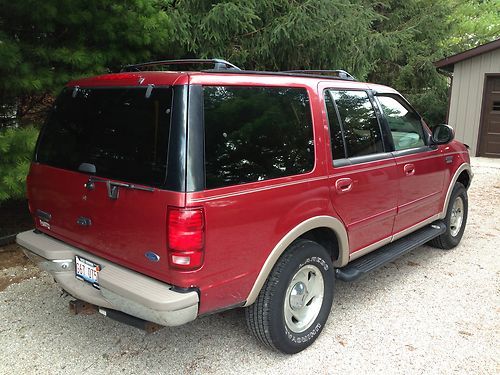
[75,256,100,289]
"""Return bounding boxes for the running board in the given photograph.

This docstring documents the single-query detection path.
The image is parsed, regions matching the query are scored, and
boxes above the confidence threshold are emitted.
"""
[336,221,446,282]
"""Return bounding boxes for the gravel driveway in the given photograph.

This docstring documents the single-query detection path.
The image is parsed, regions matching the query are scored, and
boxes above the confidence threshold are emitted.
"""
[1,157,498,374]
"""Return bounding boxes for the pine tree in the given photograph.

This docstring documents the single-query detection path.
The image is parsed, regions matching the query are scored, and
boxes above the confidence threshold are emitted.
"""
[0,0,175,126]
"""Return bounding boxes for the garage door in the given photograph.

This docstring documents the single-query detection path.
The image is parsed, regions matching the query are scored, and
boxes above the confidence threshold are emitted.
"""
[478,75,500,157]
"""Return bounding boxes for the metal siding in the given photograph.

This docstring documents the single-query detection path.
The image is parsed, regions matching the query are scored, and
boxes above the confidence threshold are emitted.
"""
[464,56,482,152]
[447,49,500,155]
[448,66,460,135]
[453,60,470,142]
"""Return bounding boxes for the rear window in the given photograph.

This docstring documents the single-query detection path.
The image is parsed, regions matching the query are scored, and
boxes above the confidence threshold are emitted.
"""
[36,87,172,187]
[203,86,314,189]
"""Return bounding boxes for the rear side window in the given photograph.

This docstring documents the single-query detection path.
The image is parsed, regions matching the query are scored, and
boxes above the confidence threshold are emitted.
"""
[329,90,384,158]
[377,95,426,150]
[203,86,314,189]
[324,91,346,159]
[37,87,172,187]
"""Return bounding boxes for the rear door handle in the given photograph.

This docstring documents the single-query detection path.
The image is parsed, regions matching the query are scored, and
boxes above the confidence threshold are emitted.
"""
[404,163,415,176]
[335,178,353,193]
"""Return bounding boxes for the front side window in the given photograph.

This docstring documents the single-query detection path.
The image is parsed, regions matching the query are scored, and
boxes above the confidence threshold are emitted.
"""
[377,95,425,151]
[204,86,314,189]
[330,90,384,158]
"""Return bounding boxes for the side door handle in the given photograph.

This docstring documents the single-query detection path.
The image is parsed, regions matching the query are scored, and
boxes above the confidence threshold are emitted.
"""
[404,163,415,176]
[335,178,353,193]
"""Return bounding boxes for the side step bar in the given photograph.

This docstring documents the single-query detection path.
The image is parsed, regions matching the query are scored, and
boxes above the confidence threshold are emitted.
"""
[336,221,446,282]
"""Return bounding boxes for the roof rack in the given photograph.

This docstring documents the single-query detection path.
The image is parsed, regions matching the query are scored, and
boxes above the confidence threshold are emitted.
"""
[283,70,356,81]
[119,59,357,82]
[121,58,241,72]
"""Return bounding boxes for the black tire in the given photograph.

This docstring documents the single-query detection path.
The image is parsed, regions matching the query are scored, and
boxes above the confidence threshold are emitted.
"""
[429,182,468,249]
[245,239,334,354]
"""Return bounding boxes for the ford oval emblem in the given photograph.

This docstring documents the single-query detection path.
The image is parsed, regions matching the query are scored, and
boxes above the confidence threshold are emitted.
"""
[145,251,160,262]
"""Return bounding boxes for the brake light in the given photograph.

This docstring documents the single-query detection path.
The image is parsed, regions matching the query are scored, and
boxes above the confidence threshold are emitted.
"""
[167,207,205,270]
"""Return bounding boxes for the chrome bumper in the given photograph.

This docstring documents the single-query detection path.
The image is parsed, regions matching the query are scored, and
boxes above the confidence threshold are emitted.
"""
[16,230,199,327]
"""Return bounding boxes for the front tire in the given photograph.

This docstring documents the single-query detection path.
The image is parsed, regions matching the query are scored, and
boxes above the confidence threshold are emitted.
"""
[245,239,334,354]
[429,182,468,249]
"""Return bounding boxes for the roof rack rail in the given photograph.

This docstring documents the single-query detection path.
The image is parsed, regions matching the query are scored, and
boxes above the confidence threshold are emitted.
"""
[282,70,356,81]
[121,58,241,72]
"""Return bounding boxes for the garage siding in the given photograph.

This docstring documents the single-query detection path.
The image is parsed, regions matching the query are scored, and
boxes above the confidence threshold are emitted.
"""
[447,48,500,155]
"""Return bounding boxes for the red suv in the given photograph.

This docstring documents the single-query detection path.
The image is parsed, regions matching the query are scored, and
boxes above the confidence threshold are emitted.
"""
[17,59,472,354]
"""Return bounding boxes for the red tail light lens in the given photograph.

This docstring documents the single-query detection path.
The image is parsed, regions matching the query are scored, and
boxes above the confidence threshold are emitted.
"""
[167,207,205,270]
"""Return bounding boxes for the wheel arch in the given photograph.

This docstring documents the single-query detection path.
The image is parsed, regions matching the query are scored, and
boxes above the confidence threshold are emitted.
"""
[439,163,472,220]
[244,216,348,306]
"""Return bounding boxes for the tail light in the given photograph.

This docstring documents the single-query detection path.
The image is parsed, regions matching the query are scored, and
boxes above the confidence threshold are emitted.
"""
[167,207,205,270]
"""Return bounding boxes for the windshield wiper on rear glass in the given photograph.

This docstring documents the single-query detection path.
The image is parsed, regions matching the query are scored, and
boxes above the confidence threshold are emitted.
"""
[84,176,154,200]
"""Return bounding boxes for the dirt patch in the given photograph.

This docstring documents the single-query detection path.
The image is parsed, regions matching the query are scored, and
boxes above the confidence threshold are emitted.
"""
[0,272,40,292]
[0,244,41,291]
[0,245,30,269]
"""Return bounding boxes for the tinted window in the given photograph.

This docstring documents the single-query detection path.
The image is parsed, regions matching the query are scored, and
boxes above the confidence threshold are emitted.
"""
[377,95,425,150]
[37,87,172,187]
[204,86,314,189]
[330,90,384,157]
[324,90,346,160]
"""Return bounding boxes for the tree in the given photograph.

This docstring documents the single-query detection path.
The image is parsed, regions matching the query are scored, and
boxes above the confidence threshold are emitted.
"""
[366,0,455,125]
[0,0,177,202]
[446,0,500,52]
[0,0,498,202]
[0,0,175,127]
[0,126,38,201]
[168,0,378,76]
[367,0,499,125]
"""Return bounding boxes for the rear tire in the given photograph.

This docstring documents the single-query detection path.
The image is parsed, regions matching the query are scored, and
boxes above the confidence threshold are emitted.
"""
[245,239,334,354]
[429,182,468,249]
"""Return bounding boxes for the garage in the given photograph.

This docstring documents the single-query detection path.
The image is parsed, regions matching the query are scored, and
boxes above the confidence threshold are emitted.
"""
[435,38,500,157]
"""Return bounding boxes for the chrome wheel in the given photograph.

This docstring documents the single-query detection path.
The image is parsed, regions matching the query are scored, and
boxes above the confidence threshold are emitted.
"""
[450,196,464,237]
[284,264,324,333]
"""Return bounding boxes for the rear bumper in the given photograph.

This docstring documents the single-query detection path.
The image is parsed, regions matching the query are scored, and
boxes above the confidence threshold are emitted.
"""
[16,230,199,327]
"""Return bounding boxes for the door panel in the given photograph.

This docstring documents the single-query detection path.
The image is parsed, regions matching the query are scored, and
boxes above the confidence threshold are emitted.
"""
[375,93,446,233]
[321,86,398,253]
[329,159,399,252]
[392,149,445,232]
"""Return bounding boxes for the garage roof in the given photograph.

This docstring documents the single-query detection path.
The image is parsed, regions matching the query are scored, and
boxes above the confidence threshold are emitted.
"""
[434,38,500,72]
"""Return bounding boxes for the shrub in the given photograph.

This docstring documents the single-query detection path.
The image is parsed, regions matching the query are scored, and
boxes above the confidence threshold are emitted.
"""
[0,126,39,203]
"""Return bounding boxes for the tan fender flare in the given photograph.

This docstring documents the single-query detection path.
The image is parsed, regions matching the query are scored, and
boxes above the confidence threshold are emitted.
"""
[244,216,349,306]
[438,163,472,220]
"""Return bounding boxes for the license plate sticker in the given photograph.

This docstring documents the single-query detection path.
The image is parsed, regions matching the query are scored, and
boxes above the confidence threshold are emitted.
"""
[75,256,100,289]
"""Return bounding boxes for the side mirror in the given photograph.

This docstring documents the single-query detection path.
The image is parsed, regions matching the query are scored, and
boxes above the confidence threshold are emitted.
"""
[431,124,454,145]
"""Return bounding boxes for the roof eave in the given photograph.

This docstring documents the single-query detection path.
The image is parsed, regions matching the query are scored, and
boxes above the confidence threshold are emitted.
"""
[434,38,500,70]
